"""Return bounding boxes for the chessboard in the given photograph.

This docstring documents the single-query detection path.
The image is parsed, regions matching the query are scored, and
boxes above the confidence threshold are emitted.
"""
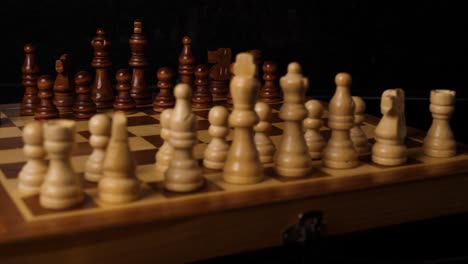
[2,100,468,263]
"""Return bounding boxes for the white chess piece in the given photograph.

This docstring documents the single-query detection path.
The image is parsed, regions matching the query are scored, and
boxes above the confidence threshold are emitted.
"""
[85,114,111,182]
[204,106,229,170]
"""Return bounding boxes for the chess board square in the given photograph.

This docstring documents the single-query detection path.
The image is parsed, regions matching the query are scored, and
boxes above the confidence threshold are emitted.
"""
[77,172,98,189]
[1,108,20,118]
[147,179,223,199]
[139,106,158,115]
[0,137,23,149]
[267,166,330,182]
[405,138,423,148]
[0,127,22,138]
[78,130,137,140]
[268,125,284,136]
[197,120,210,130]
[0,118,15,128]
[133,149,157,165]
[22,193,98,216]
[129,137,156,151]
[0,162,25,179]
[127,124,161,137]
[127,116,159,126]
[194,110,210,120]
[0,149,26,164]
[270,102,283,111]
[72,142,93,156]
[142,135,164,148]
[270,112,282,123]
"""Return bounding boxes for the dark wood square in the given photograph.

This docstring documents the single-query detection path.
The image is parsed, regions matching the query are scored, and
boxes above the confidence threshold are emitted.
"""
[0,118,15,127]
[142,135,164,148]
[1,108,20,118]
[268,125,284,136]
[194,110,210,120]
[72,142,93,156]
[133,149,157,165]
[127,116,159,126]
[0,162,26,179]
[22,193,98,216]
[147,179,223,199]
[78,130,136,140]
[0,137,23,149]
[270,112,282,123]
[197,120,211,130]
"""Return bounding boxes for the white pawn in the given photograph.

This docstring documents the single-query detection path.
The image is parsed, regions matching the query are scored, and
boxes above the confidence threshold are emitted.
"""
[204,106,229,170]
[155,108,174,177]
[423,89,457,158]
[99,112,140,204]
[85,114,111,182]
[165,84,204,192]
[40,119,83,209]
[303,99,325,159]
[18,121,47,195]
[254,102,276,166]
[372,88,407,166]
[350,96,370,154]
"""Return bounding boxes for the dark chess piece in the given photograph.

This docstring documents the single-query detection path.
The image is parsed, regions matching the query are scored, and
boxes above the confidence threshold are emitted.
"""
[192,65,213,109]
[53,54,75,117]
[153,67,175,113]
[35,75,59,120]
[208,48,231,98]
[73,71,96,119]
[259,61,282,103]
[20,44,40,116]
[91,28,114,109]
[129,20,152,105]
[178,36,195,87]
[226,62,234,106]
[247,49,262,78]
[114,69,137,114]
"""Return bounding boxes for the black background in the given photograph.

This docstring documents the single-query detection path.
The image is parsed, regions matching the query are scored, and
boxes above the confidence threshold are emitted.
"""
[1,1,468,263]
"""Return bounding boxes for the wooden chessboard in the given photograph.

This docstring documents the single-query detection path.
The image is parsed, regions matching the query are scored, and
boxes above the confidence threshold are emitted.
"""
[2,100,468,263]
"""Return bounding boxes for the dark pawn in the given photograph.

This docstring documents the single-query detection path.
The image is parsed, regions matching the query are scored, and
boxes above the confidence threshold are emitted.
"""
[129,20,152,105]
[54,54,75,117]
[73,71,96,119]
[226,62,235,106]
[20,44,40,116]
[153,67,175,113]
[208,48,231,98]
[114,69,137,114]
[35,75,59,120]
[178,36,195,87]
[259,61,282,103]
[91,28,114,109]
[192,65,212,109]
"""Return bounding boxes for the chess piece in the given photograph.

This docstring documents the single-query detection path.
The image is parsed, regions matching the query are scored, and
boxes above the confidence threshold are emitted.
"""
[372,88,407,166]
[153,67,175,113]
[73,71,97,119]
[91,28,114,109]
[322,73,360,169]
[254,102,276,166]
[129,20,152,105]
[223,53,263,184]
[85,114,111,182]
[53,54,75,117]
[192,64,213,109]
[35,75,59,120]
[178,36,195,87]
[40,119,83,209]
[114,69,137,114]
[208,48,231,98]
[203,106,229,170]
[350,96,370,154]
[155,109,174,178]
[18,121,47,195]
[304,99,325,159]
[275,62,313,177]
[99,112,140,203]
[423,89,457,158]
[20,44,40,116]
[226,62,235,106]
[165,84,204,192]
[259,61,282,103]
